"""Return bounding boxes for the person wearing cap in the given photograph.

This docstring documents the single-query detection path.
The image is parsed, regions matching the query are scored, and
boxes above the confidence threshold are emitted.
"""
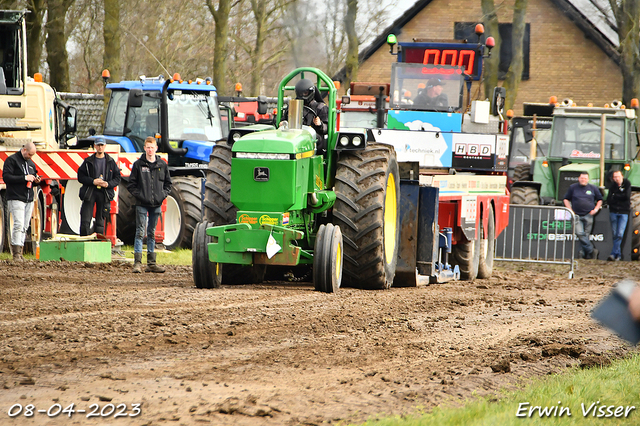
[414,78,448,108]
[77,137,121,237]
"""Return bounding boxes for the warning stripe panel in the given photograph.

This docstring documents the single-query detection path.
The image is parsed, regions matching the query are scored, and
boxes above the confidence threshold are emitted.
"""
[0,150,123,183]
[0,149,166,183]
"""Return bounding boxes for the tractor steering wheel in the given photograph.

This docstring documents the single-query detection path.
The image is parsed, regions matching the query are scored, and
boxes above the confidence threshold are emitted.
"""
[304,105,318,118]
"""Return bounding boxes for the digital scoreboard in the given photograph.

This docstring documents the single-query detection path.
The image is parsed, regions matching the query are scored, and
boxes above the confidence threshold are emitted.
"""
[399,42,484,80]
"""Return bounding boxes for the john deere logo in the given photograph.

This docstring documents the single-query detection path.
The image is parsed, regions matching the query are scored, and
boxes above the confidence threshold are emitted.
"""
[254,167,269,182]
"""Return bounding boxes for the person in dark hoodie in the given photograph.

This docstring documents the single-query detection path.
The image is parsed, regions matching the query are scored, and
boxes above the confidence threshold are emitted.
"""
[2,142,40,261]
[77,137,121,237]
[127,136,172,273]
[280,79,329,152]
[606,170,631,261]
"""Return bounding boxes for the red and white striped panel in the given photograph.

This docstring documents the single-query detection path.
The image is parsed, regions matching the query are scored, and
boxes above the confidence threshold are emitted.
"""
[117,153,140,178]
[0,150,87,181]
[0,149,123,182]
[0,149,166,183]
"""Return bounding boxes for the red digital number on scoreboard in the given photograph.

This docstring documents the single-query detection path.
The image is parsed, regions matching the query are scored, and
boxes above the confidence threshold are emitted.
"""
[422,49,476,75]
[403,46,481,78]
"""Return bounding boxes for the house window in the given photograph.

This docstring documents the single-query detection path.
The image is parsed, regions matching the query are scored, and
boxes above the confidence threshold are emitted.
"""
[454,22,530,80]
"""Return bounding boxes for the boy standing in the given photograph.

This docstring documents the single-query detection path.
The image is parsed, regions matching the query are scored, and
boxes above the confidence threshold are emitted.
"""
[127,137,172,273]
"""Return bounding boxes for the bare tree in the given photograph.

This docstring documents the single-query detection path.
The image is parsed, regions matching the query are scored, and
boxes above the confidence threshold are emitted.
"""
[46,0,74,91]
[502,0,527,111]
[318,0,395,84]
[226,0,293,96]
[207,0,235,95]
[609,0,640,105]
[283,0,317,69]
[343,0,357,92]
[481,0,501,102]
[67,0,103,93]
[25,0,45,76]
[320,1,346,76]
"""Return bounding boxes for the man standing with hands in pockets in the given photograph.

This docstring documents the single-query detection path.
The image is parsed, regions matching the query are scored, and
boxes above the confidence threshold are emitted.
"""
[563,172,603,259]
[2,142,40,261]
[77,137,121,236]
[128,137,172,273]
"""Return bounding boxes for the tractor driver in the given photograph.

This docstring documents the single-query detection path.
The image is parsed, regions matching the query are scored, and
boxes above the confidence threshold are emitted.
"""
[281,79,329,153]
[413,78,448,109]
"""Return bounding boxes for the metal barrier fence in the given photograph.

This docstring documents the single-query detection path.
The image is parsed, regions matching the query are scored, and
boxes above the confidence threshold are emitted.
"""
[495,205,577,278]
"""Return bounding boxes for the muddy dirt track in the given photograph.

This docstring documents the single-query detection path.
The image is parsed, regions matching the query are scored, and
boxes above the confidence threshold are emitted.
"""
[0,259,637,425]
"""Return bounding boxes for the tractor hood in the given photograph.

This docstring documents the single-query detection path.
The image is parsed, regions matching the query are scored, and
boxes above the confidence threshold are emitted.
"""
[232,128,316,155]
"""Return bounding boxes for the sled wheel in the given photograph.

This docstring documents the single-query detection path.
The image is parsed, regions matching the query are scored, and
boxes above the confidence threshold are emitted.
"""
[451,228,480,281]
[313,224,343,293]
[333,143,400,289]
[192,221,221,289]
[477,205,496,279]
[510,186,538,205]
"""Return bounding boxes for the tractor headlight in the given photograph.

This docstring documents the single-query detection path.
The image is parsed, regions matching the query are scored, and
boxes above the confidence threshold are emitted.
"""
[335,131,367,151]
[232,132,241,142]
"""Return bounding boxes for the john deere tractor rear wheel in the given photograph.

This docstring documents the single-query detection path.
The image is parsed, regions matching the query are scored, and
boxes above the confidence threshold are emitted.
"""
[631,192,640,260]
[313,223,343,293]
[192,221,222,289]
[203,142,265,284]
[333,143,400,289]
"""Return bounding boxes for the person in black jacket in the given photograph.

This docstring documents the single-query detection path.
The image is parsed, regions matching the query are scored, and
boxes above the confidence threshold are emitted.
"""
[2,142,40,261]
[127,137,172,273]
[77,137,121,236]
[280,79,329,152]
[606,170,631,261]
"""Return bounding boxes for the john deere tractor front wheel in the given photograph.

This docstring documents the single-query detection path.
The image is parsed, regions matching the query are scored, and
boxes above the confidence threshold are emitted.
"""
[192,221,222,289]
[333,143,400,289]
[313,223,343,293]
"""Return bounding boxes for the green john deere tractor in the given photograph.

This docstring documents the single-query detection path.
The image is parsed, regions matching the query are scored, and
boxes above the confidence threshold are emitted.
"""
[192,67,400,291]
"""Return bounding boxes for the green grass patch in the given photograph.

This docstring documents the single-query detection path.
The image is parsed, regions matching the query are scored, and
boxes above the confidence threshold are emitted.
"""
[120,245,192,265]
[356,353,640,426]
